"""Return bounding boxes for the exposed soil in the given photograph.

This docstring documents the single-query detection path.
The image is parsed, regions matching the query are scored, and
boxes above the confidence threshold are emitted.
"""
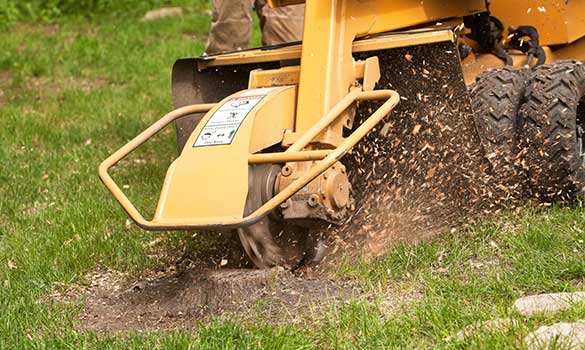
[0,71,14,106]
[12,23,61,37]
[26,76,110,99]
[76,265,401,334]
[1,73,111,107]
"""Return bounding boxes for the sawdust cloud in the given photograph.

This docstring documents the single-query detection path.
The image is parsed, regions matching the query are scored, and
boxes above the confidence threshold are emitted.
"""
[324,42,520,261]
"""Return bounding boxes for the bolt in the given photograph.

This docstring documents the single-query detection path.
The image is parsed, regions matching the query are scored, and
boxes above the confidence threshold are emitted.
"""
[280,199,291,209]
[307,194,320,207]
[281,165,293,177]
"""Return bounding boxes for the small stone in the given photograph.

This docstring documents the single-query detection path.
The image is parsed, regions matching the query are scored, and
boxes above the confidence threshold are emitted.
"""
[513,293,585,317]
[142,7,183,21]
[525,321,585,350]
[130,282,145,292]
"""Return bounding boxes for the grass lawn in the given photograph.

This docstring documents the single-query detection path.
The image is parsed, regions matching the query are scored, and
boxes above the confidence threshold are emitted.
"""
[1,3,584,349]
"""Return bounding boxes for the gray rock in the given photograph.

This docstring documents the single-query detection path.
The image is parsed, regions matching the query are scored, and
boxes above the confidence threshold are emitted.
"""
[525,321,585,350]
[513,293,585,317]
[142,7,184,21]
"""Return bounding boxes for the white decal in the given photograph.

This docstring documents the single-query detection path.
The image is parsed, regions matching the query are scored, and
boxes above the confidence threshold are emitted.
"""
[193,88,275,147]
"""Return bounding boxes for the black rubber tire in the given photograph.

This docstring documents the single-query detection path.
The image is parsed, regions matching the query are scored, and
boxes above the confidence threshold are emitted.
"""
[470,66,529,181]
[518,60,585,200]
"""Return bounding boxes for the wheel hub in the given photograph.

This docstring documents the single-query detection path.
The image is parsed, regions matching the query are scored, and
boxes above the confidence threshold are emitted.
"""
[238,164,325,269]
[276,161,354,225]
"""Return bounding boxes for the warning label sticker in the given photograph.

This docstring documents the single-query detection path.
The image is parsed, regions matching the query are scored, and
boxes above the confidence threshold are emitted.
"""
[193,89,274,147]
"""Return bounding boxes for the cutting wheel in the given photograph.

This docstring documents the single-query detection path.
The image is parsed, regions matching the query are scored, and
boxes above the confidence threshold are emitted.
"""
[238,164,325,269]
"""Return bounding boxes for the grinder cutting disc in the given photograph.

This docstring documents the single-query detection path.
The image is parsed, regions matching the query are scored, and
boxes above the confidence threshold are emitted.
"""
[238,164,325,269]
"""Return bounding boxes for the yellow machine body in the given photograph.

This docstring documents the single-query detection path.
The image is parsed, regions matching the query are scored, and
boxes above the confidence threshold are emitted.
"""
[269,0,585,47]
[154,87,295,225]
[100,0,585,242]
[100,0,473,230]
[490,0,585,46]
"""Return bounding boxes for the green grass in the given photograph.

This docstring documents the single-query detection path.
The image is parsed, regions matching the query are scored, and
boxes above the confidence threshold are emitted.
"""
[1,5,585,350]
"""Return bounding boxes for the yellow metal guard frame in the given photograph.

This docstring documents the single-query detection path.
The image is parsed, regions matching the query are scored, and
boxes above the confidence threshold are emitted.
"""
[99,89,399,231]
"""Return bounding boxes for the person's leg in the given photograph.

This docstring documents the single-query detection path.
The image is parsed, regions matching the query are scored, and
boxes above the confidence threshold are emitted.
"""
[256,0,304,46]
[205,0,255,54]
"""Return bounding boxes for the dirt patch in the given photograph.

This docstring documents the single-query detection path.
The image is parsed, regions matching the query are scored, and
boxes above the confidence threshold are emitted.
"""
[2,74,111,104]
[0,71,13,84]
[12,23,61,37]
[77,266,375,333]
[26,76,110,98]
[0,71,14,106]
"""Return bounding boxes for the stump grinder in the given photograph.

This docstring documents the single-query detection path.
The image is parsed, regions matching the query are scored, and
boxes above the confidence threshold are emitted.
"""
[100,0,585,268]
